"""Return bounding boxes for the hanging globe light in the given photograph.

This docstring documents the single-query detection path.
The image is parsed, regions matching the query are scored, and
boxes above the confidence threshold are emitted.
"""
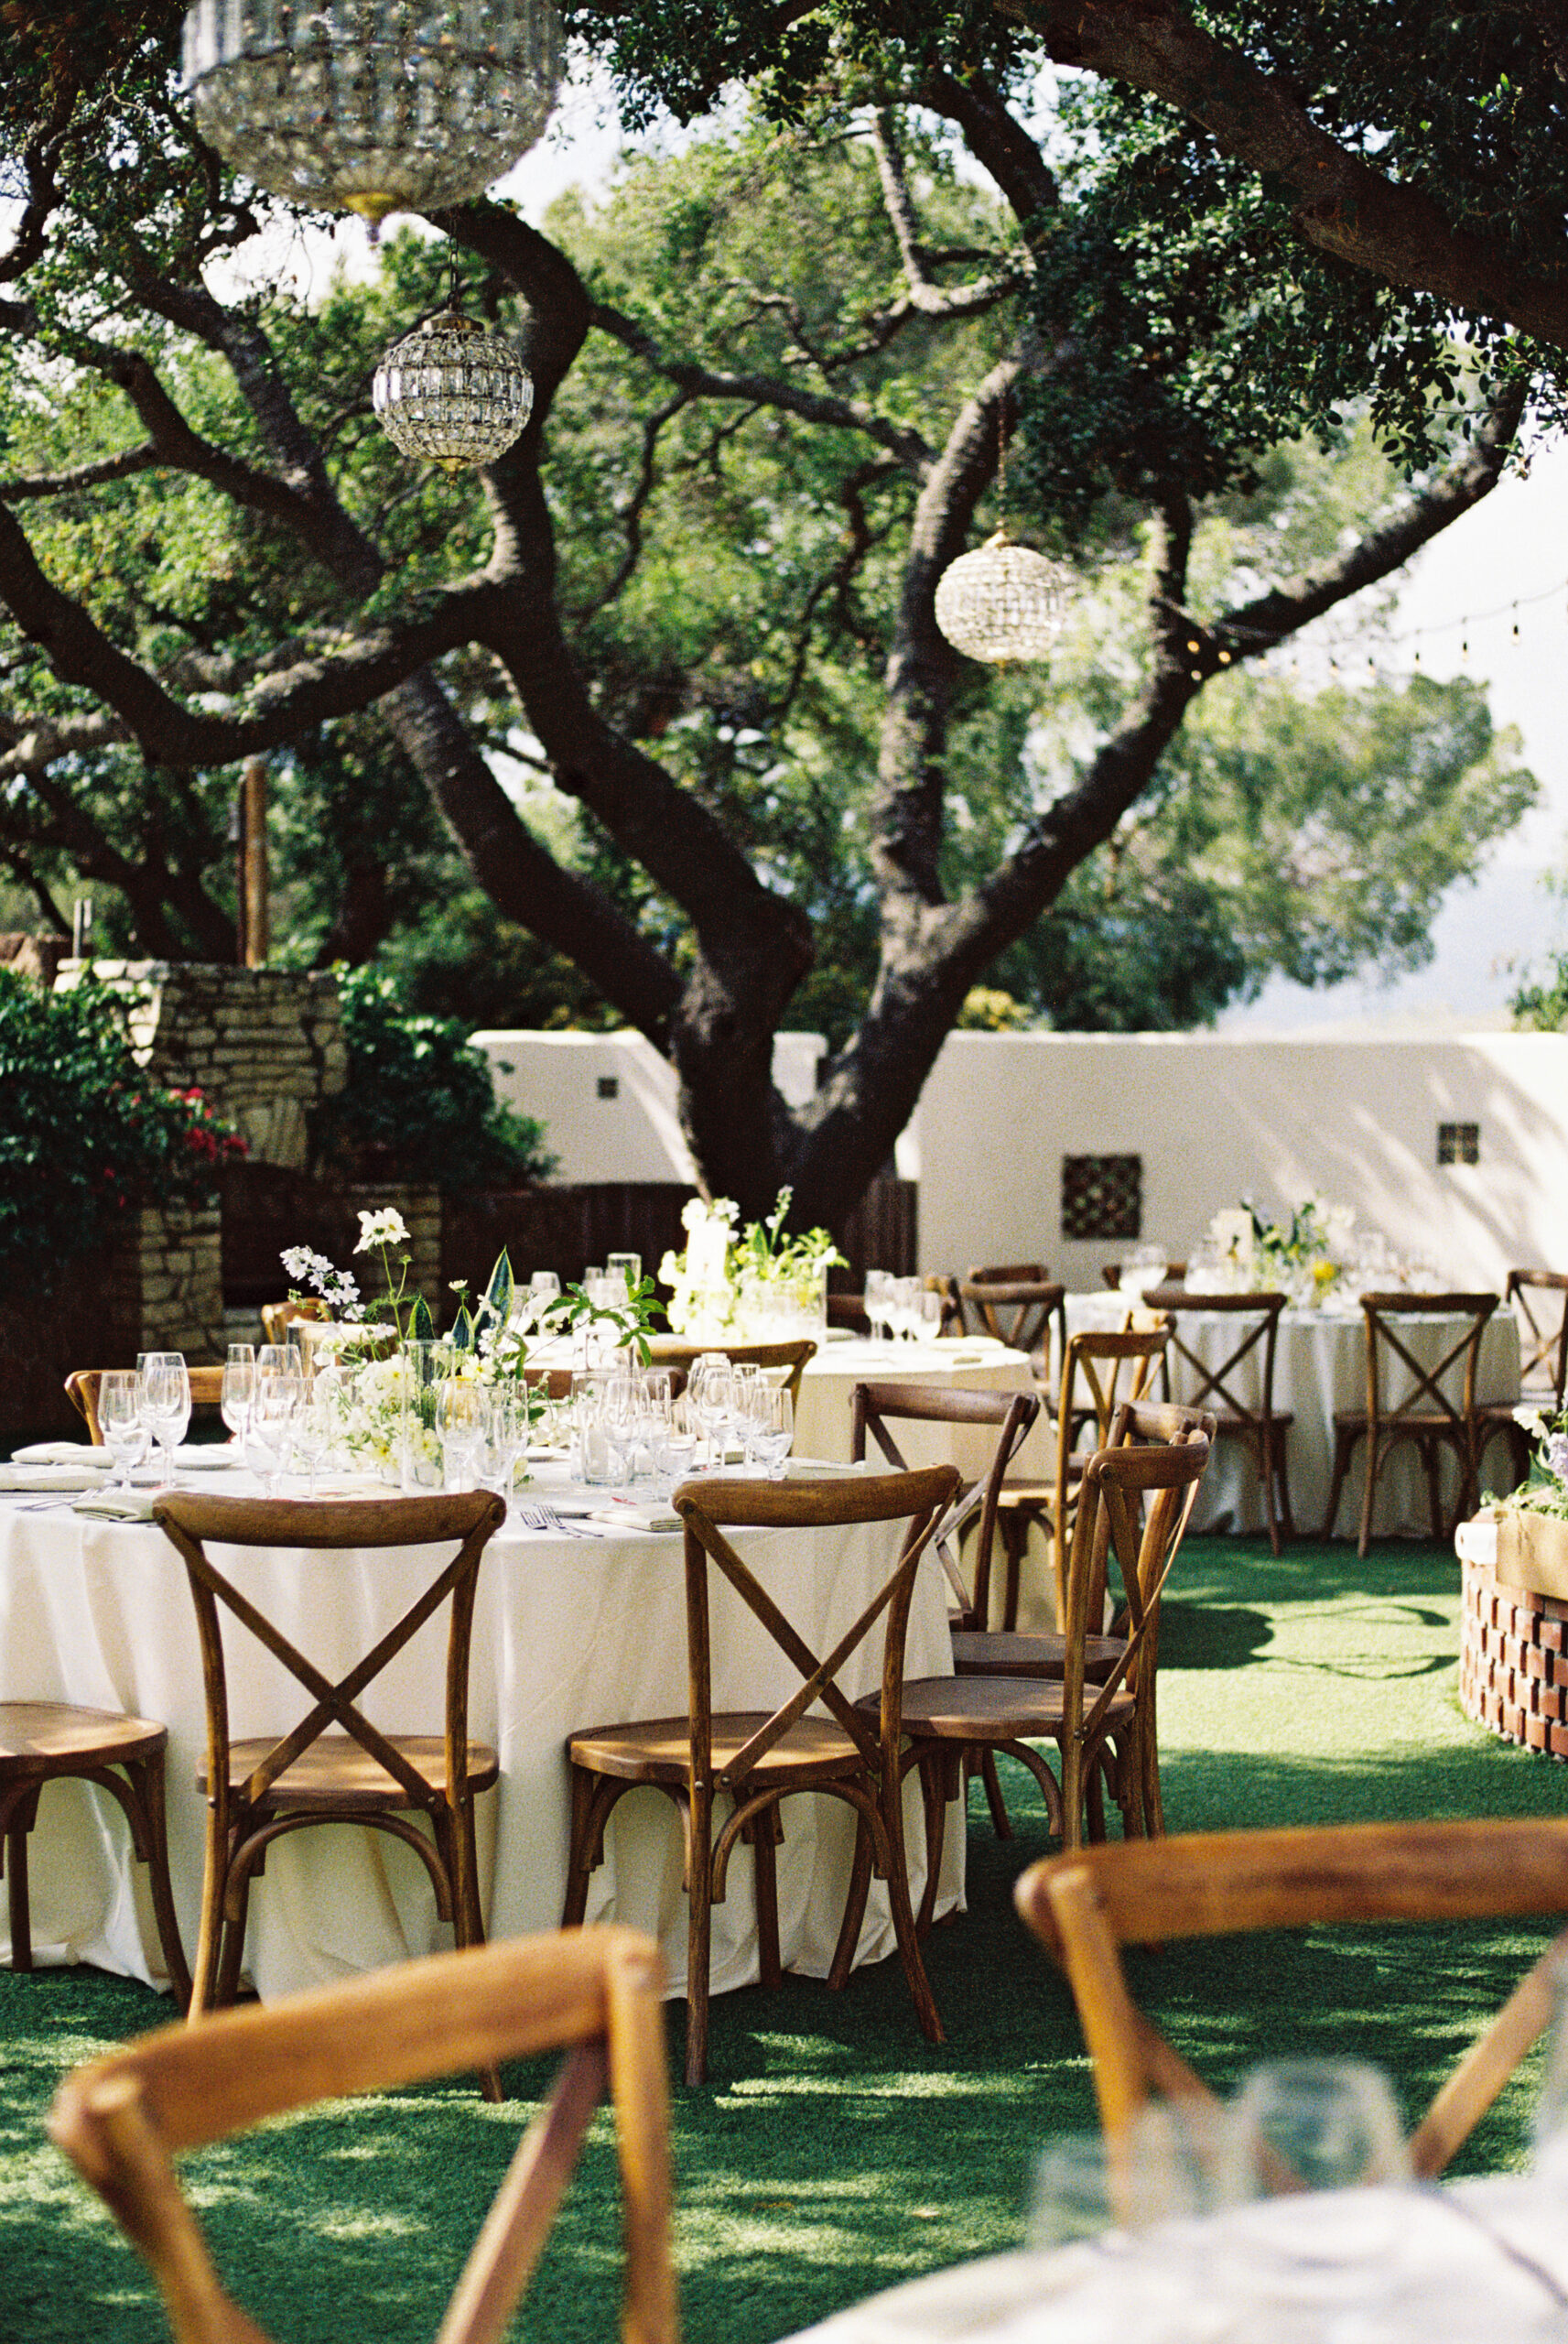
[180,0,562,237]
[934,526,1072,666]
[373,306,533,471]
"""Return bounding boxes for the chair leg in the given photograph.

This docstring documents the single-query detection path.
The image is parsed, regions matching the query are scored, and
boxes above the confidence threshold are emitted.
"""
[752,1807,783,1992]
[827,1814,874,1991]
[979,1748,1012,1840]
[1357,1432,1379,1559]
[188,1806,233,2020]
[1421,1436,1444,1540]
[126,1753,191,2012]
[879,1760,945,2048]
[1271,1426,1296,1544]
[212,1859,254,2010]
[1255,1431,1281,1559]
[915,1753,950,1938]
[685,1793,713,2089]
[5,1801,38,1971]
[561,1765,600,1928]
[1321,1427,1358,1541]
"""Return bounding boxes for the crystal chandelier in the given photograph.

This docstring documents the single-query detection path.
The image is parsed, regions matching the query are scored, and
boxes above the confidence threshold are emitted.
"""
[373,304,533,471]
[934,526,1071,667]
[180,0,562,237]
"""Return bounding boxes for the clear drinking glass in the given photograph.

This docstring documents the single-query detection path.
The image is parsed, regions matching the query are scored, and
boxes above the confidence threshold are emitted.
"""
[141,1355,191,1485]
[99,1368,148,1492]
[864,1270,892,1342]
[749,1385,794,1479]
[436,1377,487,1492]
[221,1358,255,1447]
[479,1386,528,1499]
[606,1251,642,1292]
[248,1370,300,1497]
[1221,2058,1410,2199]
[528,1271,561,1302]
[687,1358,733,1469]
[913,1291,945,1343]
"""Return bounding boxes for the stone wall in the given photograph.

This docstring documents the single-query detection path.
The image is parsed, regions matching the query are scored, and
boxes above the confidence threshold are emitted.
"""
[54,960,347,1169]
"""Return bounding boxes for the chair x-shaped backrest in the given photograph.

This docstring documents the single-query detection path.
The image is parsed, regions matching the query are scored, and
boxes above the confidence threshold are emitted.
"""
[1507,1269,1568,1405]
[155,1492,505,1818]
[960,1276,1065,1362]
[672,1467,957,1791]
[850,1383,1039,1631]
[1154,1293,1286,1433]
[1357,1292,1498,1438]
[1062,1430,1211,1747]
[1058,1328,1171,1449]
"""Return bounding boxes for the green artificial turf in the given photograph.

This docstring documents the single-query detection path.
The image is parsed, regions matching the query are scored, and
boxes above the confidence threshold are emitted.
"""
[4,1532,1568,2341]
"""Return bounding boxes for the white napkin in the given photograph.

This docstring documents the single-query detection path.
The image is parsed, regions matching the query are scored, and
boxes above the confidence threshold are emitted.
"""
[71,1488,158,1521]
[0,1464,116,1493]
[10,1441,113,1469]
[585,1501,682,1534]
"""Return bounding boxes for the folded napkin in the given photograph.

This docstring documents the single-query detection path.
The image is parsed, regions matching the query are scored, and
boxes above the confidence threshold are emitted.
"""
[585,1500,682,1534]
[71,1488,158,1521]
[10,1441,113,1469]
[0,1463,116,1493]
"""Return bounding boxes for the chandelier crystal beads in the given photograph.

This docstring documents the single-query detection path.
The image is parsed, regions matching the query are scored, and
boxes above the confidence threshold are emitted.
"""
[933,526,1072,666]
[372,308,533,471]
[180,0,562,234]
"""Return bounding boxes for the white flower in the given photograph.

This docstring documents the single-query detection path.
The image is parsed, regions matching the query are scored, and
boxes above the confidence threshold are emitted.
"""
[356,1208,410,1252]
[1516,1405,1549,1439]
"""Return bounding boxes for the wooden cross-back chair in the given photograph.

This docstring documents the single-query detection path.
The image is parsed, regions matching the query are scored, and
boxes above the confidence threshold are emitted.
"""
[643,1338,816,1408]
[1322,1291,1498,1554]
[66,1367,226,1446]
[563,1465,957,2085]
[958,1275,1065,1375]
[258,1297,328,1349]
[522,1365,687,1402]
[1476,1269,1568,1494]
[850,1382,1040,1844]
[153,1490,506,2062]
[1017,1818,1568,2206]
[1100,1262,1187,1290]
[888,1426,1212,1928]
[1143,1287,1294,1555]
[996,1324,1172,1625]
[49,1925,679,2344]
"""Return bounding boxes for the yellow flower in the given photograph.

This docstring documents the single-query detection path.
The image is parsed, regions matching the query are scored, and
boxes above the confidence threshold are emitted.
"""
[1313,1260,1337,1287]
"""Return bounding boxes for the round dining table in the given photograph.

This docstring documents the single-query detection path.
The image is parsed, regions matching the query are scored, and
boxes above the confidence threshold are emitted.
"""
[795,1336,1053,1478]
[1062,1293,1521,1539]
[0,1463,961,2003]
[779,2172,1568,2344]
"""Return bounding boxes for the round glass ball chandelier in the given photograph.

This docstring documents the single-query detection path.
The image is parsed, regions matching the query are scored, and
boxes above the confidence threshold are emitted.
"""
[180,0,562,237]
[934,526,1072,667]
[373,304,534,471]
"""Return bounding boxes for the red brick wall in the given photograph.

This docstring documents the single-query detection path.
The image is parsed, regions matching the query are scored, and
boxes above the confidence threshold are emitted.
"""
[1460,1551,1568,1760]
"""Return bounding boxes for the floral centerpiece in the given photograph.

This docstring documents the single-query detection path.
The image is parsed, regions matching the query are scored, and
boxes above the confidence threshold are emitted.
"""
[282,1210,655,1481]
[658,1188,843,1340]
[1488,1405,1568,1599]
[1195,1196,1356,1309]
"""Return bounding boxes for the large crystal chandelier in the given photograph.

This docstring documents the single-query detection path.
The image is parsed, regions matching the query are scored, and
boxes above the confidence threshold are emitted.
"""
[373,304,533,471]
[180,0,562,236]
[934,526,1071,667]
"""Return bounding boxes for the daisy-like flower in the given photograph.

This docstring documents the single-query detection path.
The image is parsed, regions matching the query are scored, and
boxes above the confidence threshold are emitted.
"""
[356,1208,410,1253]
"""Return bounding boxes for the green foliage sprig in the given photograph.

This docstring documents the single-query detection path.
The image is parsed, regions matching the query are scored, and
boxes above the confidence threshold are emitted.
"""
[311,965,557,1192]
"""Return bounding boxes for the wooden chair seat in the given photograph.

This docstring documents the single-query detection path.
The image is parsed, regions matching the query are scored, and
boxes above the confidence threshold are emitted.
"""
[0,1699,189,2005]
[887,1673,1137,1740]
[570,1710,869,1788]
[199,1731,501,1810]
[949,1629,1123,1682]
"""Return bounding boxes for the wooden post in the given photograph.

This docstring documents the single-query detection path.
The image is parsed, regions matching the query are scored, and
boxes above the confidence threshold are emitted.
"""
[240,759,268,968]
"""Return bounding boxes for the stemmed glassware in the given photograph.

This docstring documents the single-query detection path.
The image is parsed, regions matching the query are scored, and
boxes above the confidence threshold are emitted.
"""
[248,1362,301,1497]
[478,1387,529,1501]
[687,1357,732,1469]
[221,1351,255,1451]
[140,1353,191,1486]
[865,1269,893,1342]
[435,1377,487,1492]
[99,1369,149,1492]
[747,1384,794,1479]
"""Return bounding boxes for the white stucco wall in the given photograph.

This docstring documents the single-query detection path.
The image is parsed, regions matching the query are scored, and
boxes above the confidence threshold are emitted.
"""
[911,1031,1568,1289]
[470,1029,826,1186]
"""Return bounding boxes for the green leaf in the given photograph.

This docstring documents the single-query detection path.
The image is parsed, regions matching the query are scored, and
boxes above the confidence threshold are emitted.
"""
[483,1248,514,1329]
[409,1293,435,1343]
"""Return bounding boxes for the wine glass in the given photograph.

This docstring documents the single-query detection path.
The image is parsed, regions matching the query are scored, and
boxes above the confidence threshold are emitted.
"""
[1222,2058,1409,2199]
[141,1355,191,1486]
[912,1291,945,1343]
[248,1370,300,1497]
[221,1357,255,1449]
[435,1377,487,1492]
[99,1369,148,1492]
[864,1270,892,1343]
[478,1387,528,1500]
[687,1359,732,1469]
[748,1384,794,1480]
[291,1387,333,1497]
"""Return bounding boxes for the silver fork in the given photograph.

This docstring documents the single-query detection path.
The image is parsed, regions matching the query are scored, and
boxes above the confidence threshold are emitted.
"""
[517,1503,598,1538]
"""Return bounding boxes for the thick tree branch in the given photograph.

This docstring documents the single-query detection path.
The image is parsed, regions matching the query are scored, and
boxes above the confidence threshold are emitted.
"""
[870,106,1018,313]
[922,67,1061,233]
[1003,0,1568,349]
[0,444,161,499]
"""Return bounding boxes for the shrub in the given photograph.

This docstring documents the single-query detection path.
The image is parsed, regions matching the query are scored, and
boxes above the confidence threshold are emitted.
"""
[311,965,557,1190]
[0,971,247,1288]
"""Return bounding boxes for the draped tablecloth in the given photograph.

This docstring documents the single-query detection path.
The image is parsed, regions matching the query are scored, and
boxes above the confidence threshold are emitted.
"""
[1062,1294,1520,1538]
[780,2176,1568,2344]
[0,1477,960,2002]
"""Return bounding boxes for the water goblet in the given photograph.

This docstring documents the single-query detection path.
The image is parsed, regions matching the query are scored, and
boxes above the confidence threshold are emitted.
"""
[247,1370,300,1497]
[748,1384,794,1480]
[436,1376,487,1492]
[528,1271,561,1303]
[912,1291,945,1343]
[221,1357,255,1449]
[479,1387,528,1500]
[606,1251,642,1294]
[99,1369,149,1492]
[142,1355,191,1486]
[687,1359,733,1469]
[864,1269,892,1343]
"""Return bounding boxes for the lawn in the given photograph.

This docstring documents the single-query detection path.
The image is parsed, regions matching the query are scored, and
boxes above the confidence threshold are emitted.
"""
[3,1532,1566,2341]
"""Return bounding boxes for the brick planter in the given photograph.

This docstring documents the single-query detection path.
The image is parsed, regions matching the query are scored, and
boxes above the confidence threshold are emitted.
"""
[1458,1526,1568,1761]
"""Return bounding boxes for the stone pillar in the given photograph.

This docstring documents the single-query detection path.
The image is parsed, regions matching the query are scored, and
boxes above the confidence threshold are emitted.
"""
[120,1202,227,1363]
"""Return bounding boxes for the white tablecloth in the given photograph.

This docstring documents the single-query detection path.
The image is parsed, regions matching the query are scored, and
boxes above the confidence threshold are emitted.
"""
[798,1339,1051,1478]
[781,2176,1568,2344]
[1063,1296,1520,1538]
[0,1475,960,2002]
